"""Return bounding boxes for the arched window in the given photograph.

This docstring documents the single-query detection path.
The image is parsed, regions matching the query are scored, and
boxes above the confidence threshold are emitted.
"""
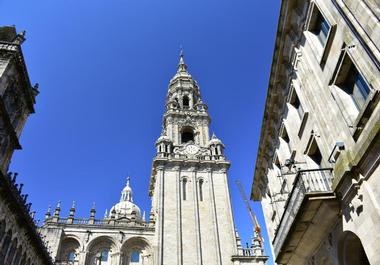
[339,231,370,265]
[181,127,194,144]
[183,96,190,109]
[182,179,187,201]
[199,179,204,201]
[59,237,80,263]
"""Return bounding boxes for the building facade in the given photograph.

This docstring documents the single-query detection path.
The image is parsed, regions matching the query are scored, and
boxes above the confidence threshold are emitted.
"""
[251,0,379,265]
[41,54,269,265]
[0,26,53,265]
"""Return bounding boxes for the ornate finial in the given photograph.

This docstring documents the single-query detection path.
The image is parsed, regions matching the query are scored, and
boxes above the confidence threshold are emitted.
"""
[178,47,187,73]
[180,45,183,58]
[13,30,26,45]
[126,176,130,187]
[142,211,146,221]
[212,133,217,139]
[53,201,61,217]
[92,202,96,210]
[104,209,108,219]
[71,201,76,209]
[47,205,51,213]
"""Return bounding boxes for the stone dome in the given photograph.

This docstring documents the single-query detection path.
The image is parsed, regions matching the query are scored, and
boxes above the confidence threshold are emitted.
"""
[109,178,142,220]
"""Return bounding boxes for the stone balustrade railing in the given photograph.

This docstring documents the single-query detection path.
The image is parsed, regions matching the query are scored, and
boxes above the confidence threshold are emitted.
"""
[46,217,153,229]
[156,152,224,161]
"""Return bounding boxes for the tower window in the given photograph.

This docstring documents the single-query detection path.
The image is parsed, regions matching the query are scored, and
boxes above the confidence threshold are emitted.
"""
[181,127,194,144]
[199,179,204,201]
[183,96,190,109]
[182,178,187,200]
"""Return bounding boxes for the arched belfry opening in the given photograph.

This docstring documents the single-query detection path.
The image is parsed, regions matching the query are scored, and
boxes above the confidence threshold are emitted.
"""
[338,231,370,265]
[183,95,190,109]
[181,127,194,144]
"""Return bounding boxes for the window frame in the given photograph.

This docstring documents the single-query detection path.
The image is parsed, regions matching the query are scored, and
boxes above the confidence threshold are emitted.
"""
[329,47,375,139]
[287,85,309,138]
[304,2,336,68]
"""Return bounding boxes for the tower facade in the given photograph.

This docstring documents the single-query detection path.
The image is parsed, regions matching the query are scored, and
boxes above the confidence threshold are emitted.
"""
[0,26,52,265]
[150,53,267,265]
[41,53,267,265]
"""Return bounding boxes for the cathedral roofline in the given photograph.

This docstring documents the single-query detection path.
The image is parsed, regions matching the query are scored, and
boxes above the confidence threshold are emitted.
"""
[42,219,155,231]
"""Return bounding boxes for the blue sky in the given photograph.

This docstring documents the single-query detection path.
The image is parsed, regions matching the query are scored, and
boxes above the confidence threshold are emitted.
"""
[0,0,280,263]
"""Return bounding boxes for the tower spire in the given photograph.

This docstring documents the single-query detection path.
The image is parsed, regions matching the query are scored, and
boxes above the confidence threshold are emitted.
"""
[178,47,188,73]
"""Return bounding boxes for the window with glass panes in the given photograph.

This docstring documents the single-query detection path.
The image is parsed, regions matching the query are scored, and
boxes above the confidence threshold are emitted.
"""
[315,13,330,45]
[336,56,370,111]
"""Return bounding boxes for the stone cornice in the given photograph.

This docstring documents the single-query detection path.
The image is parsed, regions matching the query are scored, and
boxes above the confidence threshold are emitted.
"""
[152,157,230,171]
[251,0,305,201]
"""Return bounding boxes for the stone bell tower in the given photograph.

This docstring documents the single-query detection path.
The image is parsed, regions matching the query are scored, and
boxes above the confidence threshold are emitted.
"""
[149,52,267,265]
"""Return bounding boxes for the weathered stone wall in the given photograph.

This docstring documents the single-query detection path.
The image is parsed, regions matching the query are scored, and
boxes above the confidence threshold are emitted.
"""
[252,0,379,264]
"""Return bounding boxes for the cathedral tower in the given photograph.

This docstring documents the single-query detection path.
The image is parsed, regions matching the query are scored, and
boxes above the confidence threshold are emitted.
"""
[150,52,266,265]
[40,52,267,265]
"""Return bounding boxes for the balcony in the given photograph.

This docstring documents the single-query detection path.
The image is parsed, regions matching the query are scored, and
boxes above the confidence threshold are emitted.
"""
[231,248,269,263]
[273,168,340,264]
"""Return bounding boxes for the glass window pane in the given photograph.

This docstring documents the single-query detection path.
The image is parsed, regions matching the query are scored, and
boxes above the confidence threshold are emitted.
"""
[355,73,370,99]
[131,251,140,262]
[68,252,75,261]
[101,250,109,261]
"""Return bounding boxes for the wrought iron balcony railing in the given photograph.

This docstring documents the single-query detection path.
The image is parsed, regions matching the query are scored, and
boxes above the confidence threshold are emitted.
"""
[273,168,333,257]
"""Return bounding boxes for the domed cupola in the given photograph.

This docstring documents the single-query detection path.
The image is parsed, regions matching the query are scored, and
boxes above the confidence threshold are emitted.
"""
[209,133,225,159]
[155,131,173,157]
[109,177,142,220]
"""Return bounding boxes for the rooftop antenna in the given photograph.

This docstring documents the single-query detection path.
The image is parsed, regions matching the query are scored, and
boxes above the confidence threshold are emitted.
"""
[235,179,263,244]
